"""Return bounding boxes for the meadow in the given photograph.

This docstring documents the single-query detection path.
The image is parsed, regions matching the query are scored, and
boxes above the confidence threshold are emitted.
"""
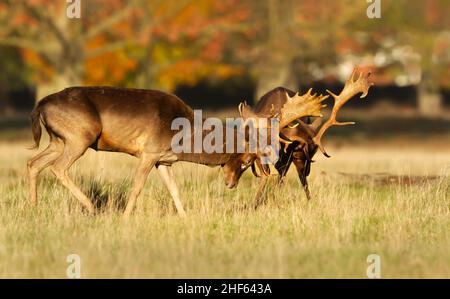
[0,127,449,278]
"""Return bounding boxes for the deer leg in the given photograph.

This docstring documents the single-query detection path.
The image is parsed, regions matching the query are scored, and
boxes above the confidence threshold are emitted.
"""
[123,153,158,218]
[299,173,311,201]
[253,175,269,209]
[157,165,186,217]
[27,139,63,205]
[276,158,293,186]
[293,158,312,201]
[275,148,294,186]
[50,142,95,214]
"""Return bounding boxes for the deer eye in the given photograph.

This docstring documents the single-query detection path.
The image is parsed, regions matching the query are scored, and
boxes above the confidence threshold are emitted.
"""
[241,159,253,169]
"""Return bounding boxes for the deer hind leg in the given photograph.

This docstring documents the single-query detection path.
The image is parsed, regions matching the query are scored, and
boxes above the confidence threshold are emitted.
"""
[123,153,159,219]
[157,165,186,217]
[27,138,63,205]
[50,141,94,214]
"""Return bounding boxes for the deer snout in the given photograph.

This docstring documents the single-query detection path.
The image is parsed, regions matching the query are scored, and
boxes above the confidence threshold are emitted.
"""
[226,181,237,189]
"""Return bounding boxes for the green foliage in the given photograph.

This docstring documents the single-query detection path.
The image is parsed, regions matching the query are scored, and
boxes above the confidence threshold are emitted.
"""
[0,46,30,89]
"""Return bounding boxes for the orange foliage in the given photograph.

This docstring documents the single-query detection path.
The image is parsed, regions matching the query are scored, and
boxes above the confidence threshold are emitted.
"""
[157,60,243,90]
[84,36,137,85]
[22,49,54,82]
[5,0,251,89]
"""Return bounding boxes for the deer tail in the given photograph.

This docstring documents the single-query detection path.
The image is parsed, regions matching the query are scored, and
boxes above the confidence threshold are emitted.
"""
[28,106,42,150]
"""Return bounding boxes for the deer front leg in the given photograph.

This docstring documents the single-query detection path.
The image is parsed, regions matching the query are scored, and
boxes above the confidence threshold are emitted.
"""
[253,175,269,209]
[293,158,312,201]
[157,165,186,217]
[275,149,294,186]
[123,153,158,218]
[254,148,294,209]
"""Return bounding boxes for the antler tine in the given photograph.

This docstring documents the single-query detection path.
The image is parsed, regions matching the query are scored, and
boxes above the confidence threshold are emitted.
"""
[279,91,328,129]
[239,100,261,121]
[238,101,247,118]
[312,67,373,157]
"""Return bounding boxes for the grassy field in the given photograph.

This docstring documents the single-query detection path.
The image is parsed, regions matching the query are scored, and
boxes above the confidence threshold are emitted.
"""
[0,133,449,278]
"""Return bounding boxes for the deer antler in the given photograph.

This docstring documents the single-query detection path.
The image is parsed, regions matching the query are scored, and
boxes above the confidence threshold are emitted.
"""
[312,68,373,157]
[239,101,279,124]
[239,92,328,147]
[279,89,328,129]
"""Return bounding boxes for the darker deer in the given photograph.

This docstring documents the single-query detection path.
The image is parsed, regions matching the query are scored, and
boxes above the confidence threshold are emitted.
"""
[246,68,373,206]
[27,86,320,217]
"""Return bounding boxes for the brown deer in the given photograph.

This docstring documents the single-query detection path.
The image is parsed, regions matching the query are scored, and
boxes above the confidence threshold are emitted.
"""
[247,68,373,206]
[27,86,323,217]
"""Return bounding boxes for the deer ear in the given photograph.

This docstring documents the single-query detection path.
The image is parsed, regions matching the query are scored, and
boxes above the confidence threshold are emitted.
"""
[255,159,271,176]
[261,163,270,176]
[251,163,261,177]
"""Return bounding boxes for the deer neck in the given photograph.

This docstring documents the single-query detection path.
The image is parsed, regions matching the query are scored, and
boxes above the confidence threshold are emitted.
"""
[176,152,237,166]
[173,122,243,166]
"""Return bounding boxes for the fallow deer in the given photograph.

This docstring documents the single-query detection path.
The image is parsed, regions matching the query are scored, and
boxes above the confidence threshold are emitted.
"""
[27,86,323,217]
[247,68,373,206]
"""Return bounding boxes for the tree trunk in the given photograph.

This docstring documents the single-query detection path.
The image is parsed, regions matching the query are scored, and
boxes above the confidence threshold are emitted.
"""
[254,60,297,101]
[254,0,297,102]
[36,76,72,101]
[35,61,82,102]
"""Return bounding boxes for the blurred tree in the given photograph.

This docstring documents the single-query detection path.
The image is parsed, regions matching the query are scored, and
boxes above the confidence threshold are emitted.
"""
[239,0,449,114]
[0,46,30,89]
[1,0,448,113]
[0,0,251,100]
[236,0,367,101]
[346,0,450,115]
[0,46,32,114]
[395,0,450,115]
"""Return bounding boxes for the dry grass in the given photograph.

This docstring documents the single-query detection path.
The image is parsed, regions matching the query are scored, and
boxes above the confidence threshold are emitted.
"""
[0,138,449,278]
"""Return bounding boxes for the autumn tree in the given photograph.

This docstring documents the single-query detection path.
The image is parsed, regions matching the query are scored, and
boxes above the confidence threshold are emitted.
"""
[238,0,449,114]
[236,0,367,100]
[342,0,450,115]
[0,0,252,100]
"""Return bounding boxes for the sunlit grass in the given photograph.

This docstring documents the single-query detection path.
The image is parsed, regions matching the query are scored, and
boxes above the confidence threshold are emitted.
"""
[0,141,449,278]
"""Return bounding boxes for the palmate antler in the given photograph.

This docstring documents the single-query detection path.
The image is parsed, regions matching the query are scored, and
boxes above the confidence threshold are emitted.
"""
[279,89,328,128]
[238,102,279,125]
[239,89,327,129]
[240,91,328,146]
[237,90,329,177]
[312,68,373,157]
[275,90,327,146]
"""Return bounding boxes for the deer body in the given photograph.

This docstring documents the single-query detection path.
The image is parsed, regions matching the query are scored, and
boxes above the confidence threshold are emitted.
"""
[28,87,250,217]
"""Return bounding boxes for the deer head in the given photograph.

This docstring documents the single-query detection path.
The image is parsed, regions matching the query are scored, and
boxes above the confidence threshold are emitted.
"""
[227,86,329,179]
[224,68,373,186]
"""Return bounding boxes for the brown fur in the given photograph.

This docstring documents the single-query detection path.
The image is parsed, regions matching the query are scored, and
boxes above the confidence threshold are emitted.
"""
[27,87,256,217]
[253,86,318,202]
